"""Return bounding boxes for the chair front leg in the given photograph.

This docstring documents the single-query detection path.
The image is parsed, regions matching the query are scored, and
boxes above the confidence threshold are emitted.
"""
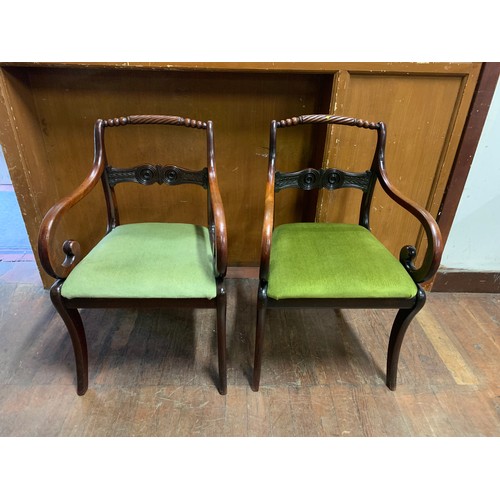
[386,285,426,390]
[50,280,89,396]
[252,281,268,392]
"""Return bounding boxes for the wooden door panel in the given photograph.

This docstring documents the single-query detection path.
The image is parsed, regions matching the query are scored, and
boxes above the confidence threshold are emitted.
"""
[318,70,476,263]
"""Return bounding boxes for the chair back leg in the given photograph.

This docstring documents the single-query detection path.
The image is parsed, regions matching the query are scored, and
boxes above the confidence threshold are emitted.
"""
[50,280,89,395]
[386,285,426,390]
[216,280,227,395]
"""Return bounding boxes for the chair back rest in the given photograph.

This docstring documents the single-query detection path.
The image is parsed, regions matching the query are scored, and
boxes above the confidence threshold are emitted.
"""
[269,114,385,229]
[93,115,216,232]
[101,115,210,189]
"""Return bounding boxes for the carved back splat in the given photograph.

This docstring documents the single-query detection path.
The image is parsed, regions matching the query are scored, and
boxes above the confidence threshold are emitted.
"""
[274,168,372,192]
[106,164,208,188]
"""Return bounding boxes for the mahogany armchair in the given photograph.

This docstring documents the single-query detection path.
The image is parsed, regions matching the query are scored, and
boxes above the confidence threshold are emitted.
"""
[38,115,227,395]
[252,114,443,391]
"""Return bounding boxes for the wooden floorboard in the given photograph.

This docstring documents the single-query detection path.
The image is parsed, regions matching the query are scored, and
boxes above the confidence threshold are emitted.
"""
[0,276,498,437]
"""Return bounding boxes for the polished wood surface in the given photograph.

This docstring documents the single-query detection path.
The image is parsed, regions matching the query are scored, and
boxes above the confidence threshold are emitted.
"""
[0,63,480,288]
[0,274,498,436]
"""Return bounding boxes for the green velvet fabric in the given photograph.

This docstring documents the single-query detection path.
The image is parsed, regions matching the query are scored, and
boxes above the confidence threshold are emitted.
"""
[267,223,417,300]
[61,223,217,299]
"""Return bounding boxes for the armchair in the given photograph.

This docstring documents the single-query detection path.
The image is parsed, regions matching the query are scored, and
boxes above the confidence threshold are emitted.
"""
[38,115,227,395]
[252,114,443,391]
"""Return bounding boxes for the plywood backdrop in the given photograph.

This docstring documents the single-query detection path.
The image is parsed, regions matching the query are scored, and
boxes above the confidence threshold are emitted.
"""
[0,63,481,288]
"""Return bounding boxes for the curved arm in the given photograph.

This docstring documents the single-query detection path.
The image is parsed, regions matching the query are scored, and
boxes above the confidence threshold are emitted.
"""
[259,121,277,282]
[37,119,107,279]
[207,121,227,278]
[375,123,443,283]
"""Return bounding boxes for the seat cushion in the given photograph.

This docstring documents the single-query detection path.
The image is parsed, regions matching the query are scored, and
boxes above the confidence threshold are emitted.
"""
[61,223,217,299]
[267,223,417,300]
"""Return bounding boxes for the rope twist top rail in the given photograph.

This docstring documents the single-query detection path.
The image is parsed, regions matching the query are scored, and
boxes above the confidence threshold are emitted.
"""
[276,114,380,130]
[101,115,207,129]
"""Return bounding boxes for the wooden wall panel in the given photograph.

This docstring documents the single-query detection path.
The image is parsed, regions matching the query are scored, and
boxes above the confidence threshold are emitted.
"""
[0,63,480,288]
[0,66,331,286]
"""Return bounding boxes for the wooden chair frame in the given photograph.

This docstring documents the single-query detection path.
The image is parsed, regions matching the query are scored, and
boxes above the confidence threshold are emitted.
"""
[252,114,443,391]
[38,115,228,395]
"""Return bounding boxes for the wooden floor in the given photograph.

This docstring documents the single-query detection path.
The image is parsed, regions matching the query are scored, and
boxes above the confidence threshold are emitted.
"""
[0,266,498,436]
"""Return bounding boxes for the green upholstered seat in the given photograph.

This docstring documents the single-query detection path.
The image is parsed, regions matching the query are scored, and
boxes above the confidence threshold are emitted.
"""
[267,223,417,300]
[61,223,217,299]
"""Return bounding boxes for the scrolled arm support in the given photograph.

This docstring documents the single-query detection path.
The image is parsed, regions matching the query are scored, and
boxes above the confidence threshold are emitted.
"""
[375,123,443,283]
[37,119,107,279]
[38,198,86,279]
[38,196,91,280]
[61,240,81,270]
[399,245,417,274]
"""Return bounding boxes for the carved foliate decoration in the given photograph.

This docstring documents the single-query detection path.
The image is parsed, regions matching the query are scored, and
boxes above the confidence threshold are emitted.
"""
[274,168,372,192]
[106,164,208,188]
